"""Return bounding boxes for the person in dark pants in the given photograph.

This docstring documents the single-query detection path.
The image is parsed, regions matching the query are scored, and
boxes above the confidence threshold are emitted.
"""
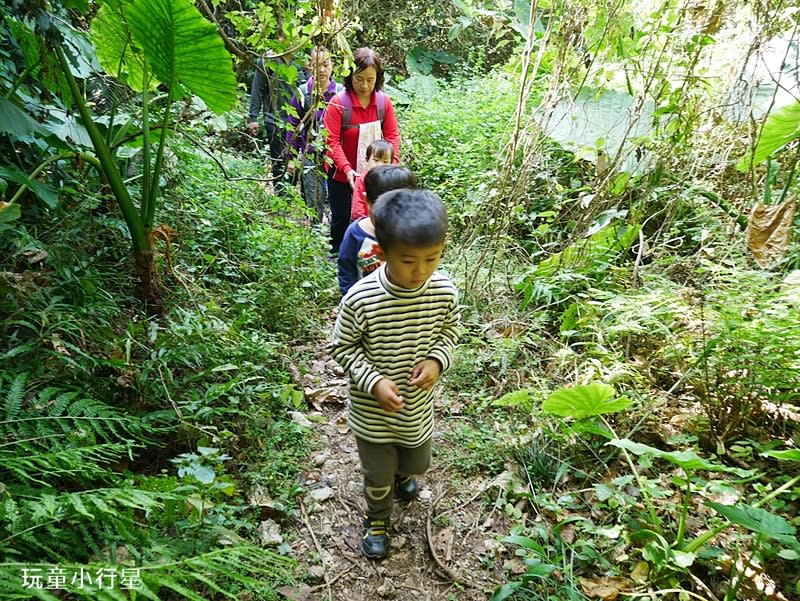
[322,47,400,255]
[247,54,307,191]
[285,46,342,222]
[330,188,459,559]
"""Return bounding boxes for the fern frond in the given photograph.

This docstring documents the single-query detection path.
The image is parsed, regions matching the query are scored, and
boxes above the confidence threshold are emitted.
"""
[1,443,131,484]
[153,576,207,601]
[3,373,26,421]
[0,563,63,600]
[139,545,295,599]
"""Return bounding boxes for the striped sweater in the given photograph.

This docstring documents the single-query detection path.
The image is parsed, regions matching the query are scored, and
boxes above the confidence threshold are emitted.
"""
[330,264,460,446]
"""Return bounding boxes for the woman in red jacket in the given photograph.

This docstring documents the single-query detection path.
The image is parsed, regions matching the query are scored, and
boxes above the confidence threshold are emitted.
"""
[323,47,401,255]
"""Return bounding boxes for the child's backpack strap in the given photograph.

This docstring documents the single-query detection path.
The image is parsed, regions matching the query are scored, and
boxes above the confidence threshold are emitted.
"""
[340,90,386,129]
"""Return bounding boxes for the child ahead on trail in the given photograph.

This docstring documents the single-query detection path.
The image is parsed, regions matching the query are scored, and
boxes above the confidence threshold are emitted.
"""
[330,188,460,560]
[350,139,394,221]
[337,164,418,295]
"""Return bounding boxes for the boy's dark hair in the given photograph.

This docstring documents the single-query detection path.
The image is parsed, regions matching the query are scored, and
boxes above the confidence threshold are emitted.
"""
[372,189,447,251]
[365,139,393,163]
[364,165,417,205]
[344,47,385,91]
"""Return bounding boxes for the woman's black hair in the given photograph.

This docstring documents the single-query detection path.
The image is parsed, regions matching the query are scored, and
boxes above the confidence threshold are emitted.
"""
[343,47,385,92]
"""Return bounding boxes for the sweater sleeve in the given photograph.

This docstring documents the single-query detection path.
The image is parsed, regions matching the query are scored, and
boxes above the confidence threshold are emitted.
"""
[425,286,460,373]
[381,95,401,163]
[337,225,360,295]
[330,298,384,395]
[323,97,352,176]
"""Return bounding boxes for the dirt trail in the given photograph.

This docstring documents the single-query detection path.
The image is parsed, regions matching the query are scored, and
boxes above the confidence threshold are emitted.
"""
[277,352,508,601]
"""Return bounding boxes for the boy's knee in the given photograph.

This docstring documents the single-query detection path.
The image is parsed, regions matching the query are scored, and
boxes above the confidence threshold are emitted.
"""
[365,484,392,501]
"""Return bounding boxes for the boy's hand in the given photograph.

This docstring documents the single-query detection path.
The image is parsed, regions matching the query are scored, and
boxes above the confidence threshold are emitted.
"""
[373,378,404,412]
[409,359,441,390]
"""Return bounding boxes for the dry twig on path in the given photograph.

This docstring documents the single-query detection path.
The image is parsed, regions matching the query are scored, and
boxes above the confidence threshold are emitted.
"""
[426,492,480,589]
[299,498,332,601]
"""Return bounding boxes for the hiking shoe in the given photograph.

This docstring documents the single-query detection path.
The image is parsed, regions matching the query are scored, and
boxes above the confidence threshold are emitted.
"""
[362,516,390,559]
[394,474,419,502]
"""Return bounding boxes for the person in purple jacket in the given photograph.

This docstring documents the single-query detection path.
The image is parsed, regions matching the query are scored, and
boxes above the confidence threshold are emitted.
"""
[337,165,418,295]
[286,46,343,222]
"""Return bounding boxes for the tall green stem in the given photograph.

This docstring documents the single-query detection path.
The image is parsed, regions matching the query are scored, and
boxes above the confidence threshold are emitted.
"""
[602,417,663,533]
[141,62,152,232]
[144,86,176,229]
[674,474,691,547]
[55,45,149,255]
[8,152,104,205]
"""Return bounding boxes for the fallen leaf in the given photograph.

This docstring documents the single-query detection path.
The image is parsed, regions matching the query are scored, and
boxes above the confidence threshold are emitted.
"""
[503,557,527,574]
[559,524,576,544]
[335,417,349,434]
[746,197,796,268]
[277,584,317,601]
[579,576,632,601]
[22,249,48,264]
[630,561,649,584]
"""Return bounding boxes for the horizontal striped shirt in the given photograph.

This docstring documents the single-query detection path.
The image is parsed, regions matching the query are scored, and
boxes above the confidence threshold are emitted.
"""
[330,264,460,446]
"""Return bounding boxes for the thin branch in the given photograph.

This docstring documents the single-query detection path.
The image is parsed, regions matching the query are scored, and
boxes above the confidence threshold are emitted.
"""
[299,498,332,601]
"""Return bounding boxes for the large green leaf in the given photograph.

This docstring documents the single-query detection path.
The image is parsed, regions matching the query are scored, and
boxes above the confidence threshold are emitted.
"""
[125,0,237,114]
[91,2,150,92]
[0,98,50,138]
[0,202,22,225]
[608,439,752,475]
[0,166,59,208]
[543,382,631,419]
[737,100,800,170]
[707,502,799,548]
[762,449,800,462]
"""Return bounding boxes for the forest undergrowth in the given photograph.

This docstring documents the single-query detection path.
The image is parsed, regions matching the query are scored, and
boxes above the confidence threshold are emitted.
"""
[3,81,800,598]
[3,2,800,598]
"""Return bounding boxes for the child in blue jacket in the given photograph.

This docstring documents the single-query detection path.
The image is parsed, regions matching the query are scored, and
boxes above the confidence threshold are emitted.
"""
[337,165,418,295]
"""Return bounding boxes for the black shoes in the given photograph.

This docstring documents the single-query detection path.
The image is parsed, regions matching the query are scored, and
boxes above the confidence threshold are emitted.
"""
[394,474,419,502]
[362,516,390,559]
[361,477,419,559]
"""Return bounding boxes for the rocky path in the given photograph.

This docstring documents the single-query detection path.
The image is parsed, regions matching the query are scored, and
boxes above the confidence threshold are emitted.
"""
[274,354,509,601]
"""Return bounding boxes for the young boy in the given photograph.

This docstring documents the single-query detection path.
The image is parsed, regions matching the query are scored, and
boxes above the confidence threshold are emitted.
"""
[337,164,418,295]
[350,139,394,221]
[330,188,460,559]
